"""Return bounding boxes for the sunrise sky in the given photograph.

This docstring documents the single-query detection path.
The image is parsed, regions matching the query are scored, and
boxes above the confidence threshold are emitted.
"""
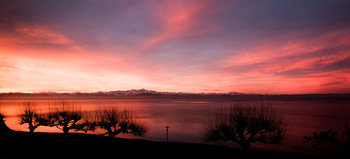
[1,0,350,94]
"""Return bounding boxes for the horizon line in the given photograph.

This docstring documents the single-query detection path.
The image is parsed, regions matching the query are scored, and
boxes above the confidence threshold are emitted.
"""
[1,89,350,96]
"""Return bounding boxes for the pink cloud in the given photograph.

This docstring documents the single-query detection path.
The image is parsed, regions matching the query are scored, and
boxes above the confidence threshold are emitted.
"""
[0,19,73,46]
[141,0,216,49]
[216,27,350,94]
[221,39,324,68]
[14,25,73,45]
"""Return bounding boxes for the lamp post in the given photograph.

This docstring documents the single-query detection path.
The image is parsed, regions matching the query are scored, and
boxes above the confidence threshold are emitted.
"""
[165,126,169,142]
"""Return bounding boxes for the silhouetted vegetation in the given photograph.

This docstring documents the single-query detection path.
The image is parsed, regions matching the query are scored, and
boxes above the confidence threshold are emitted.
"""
[18,101,52,133]
[0,111,4,119]
[303,124,350,156]
[0,118,310,159]
[2,96,347,159]
[93,107,148,138]
[204,102,287,150]
[0,111,9,133]
[49,100,85,134]
[15,100,149,137]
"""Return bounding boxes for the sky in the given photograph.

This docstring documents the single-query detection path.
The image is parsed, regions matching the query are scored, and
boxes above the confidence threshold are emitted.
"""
[1,0,350,94]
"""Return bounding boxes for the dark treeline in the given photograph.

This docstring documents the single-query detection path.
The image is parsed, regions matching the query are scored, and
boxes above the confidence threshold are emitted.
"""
[17,100,148,137]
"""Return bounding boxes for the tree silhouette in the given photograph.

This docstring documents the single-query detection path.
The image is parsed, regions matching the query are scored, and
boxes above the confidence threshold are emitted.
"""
[204,102,287,150]
[50,100,84,134]
[0,111,11,133]
[18,101,51,133]
[303,124,350,156]
[94,107,148,138]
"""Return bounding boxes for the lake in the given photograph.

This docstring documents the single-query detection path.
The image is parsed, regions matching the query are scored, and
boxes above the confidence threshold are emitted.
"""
[1,96,349,156]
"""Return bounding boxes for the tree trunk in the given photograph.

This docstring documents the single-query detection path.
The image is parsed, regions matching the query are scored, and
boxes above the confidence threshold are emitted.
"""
[63,125,69,134]
[29,123,34,133]
[240,141,251,150]
[29,128,34,133]
[107,128,114,138]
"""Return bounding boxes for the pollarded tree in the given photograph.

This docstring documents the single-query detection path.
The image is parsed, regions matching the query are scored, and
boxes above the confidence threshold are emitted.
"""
[204,102,287,150]
[50,100,84,134]
[18,101,52,133]
[95,107,148,138]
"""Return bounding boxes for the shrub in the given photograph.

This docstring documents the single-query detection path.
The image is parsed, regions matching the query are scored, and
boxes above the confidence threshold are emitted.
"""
[204,102,287,150]
[303,124,350,156]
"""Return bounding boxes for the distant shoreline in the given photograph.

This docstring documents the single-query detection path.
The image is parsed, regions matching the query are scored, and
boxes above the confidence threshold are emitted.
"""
[2,88,350,96]
[1,92,350,101]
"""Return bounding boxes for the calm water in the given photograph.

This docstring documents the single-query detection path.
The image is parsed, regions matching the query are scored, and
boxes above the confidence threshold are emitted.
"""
[1,97,349,155]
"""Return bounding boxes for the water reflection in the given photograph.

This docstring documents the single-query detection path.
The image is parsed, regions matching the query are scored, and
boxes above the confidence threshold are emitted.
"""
[0,98,350,154]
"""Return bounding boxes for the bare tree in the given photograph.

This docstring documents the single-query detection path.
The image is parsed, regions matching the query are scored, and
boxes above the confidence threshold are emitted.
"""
[303,124,350,156]
[94,107,148,138]
[18,101,51,133]
[50,100,84,134]
[204,102,287,150]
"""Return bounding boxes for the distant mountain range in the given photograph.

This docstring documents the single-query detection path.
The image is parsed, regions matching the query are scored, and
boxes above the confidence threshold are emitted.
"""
[0,89,255,96]
[1,89,349,100]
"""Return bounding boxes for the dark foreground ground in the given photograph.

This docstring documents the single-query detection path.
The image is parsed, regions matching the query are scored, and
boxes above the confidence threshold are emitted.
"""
[0,122,333,159]
[0,133,313,159]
